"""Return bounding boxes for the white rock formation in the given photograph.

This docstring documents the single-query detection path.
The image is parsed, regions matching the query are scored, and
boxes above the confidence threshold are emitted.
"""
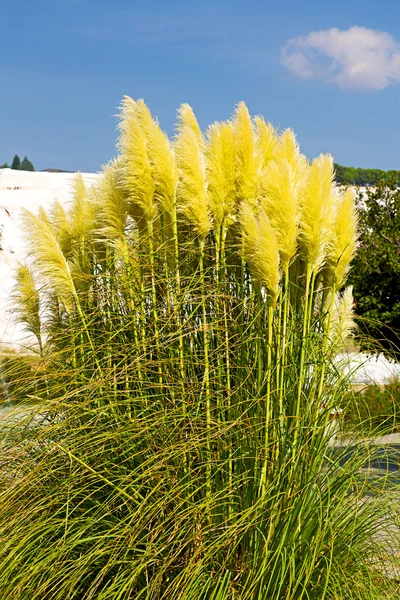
[335,352,400,386]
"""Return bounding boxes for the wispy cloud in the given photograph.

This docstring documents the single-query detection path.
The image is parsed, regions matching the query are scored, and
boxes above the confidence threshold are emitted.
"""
[281,26,400,90]
[67,8,276,76]
[70,10,220,45]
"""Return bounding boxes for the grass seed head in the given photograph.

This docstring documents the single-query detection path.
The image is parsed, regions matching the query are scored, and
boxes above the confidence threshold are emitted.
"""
[299,153,337,274]
[205,121,237,227]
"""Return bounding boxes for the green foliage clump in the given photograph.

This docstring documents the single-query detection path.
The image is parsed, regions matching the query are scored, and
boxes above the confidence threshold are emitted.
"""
[348,175,400,355]
[0,99,397,599]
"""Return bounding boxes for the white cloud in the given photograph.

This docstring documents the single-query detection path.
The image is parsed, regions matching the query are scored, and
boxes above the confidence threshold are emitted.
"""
[281,26,400,90]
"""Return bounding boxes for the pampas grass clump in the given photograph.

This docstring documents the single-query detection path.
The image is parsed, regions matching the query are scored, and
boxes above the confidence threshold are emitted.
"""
[0,98,398,599]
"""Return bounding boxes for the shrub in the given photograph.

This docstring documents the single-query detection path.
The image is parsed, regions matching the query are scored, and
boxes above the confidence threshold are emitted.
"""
[343,378,400,434]
[0,99,397,599]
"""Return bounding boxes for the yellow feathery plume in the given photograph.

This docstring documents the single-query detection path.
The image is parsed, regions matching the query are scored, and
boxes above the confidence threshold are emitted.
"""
[177,103,203,143]
[274,128,308,177]
[118,97,157,222]
[329,286,357,350]
[133,98,154,136]
[34,205,59,243]
[49,200,69,243]
[299,154,337,274]
[119,95,153,135]
[68,173,98,242]
[205,121,237,227]
[92,162,140,284]
[259,158,307,269]
[338,285,357,340]
[240,201,258,257]
[147,119,178,219]
[240,201,280,304]
[327,187,358,287]
[254,116,278,169]
[175,106,211,239]
[233,102,261,205]
[12,264,42,347]
[37,205,50,224]
[121,99,178,219]
[96,159,129,242]
[22,209,79,311]
[69,172,87,223]
[36,204,75,258]
[63,176,99,292]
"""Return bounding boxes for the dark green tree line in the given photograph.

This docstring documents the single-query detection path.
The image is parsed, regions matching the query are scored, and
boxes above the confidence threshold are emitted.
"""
[335,163,400,186]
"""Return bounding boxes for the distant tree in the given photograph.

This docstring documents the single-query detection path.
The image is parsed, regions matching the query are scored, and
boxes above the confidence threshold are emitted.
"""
[349,174,400,355]
[334,164,346,183]
[11,154,21,170]
[20,156,35,171]
[0,162,8,169]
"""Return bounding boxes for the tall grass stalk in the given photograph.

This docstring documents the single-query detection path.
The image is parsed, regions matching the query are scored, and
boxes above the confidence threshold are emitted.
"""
[0,98,398,599]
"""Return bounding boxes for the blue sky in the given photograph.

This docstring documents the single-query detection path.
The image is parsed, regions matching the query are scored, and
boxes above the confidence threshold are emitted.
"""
[2,0,400,172]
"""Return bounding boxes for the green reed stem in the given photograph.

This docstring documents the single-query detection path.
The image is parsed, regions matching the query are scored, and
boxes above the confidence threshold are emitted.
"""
[221,224,233,518]
[214,224,223,417]
[147,219,163,386]
[294,262,311,448]
[199,237,211,503]
[259,300,274,497]
[317,281,336,404]
[278,265,290,445]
